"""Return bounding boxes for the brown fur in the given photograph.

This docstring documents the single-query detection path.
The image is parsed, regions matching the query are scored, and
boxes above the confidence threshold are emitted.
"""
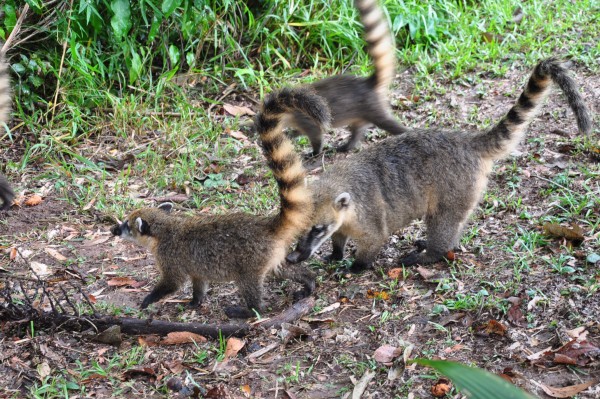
[112,88,331,318]
[284,0,408,155]
[287,58,592,273]
[0,52,14,211]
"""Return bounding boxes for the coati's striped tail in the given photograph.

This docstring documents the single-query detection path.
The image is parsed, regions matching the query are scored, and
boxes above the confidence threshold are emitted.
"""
[0,53,11,124]
[355,0,396,93]
[474,58,592,160]
[255,88,331,242]
[0,53,14,211]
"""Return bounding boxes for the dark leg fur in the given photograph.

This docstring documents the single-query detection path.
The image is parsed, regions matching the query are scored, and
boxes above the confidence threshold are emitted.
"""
[0,174,15,211]
[189,278,208,307]
[141,280,179,309]
[324,232,348,262]
[337,123,367,152]
[292,113,325,155]
[225,277,264,319]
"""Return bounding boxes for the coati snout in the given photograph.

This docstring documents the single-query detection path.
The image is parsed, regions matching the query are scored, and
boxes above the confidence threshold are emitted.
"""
[287,192,352,264]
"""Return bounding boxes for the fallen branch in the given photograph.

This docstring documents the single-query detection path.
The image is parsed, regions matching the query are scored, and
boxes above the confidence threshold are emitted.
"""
[252,297,316,330]
[93,316,248,339]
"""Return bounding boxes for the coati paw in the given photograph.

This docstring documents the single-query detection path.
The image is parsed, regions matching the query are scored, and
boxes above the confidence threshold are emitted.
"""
[398,253,421,267]
[292,289,311,302]
[349,260,370,274]
[413,240,427,252]
[224,306,255,319]
[324,252,344,263]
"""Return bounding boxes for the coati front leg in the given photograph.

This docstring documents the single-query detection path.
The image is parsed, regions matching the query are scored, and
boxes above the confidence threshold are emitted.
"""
[324,232,348,262]
[349,234,387,274]
[141,278,180,309]
[277,265,316,301]
[337,122,367,153]
[224,276,264,319]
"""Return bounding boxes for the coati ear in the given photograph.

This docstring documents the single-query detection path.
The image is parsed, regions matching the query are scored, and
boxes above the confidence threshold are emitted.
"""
[135,217,150,235]
[157,202,173,213]
[334,192,351,210]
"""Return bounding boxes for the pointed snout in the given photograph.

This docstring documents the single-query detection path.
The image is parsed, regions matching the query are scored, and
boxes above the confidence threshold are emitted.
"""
[111,220,129,237]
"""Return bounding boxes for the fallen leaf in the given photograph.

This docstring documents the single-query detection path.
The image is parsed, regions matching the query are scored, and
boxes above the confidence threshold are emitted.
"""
[138,335,161,347]
[44,248,67,262]
[205,384,229,398]
[37,362,51,380]
[106,276,141,287]
[25,194,43,207]
[313,302,340,315]
[512,7,524,24]
[229,130,249,141]
[443,344,465,354]
[543,223,584,246]
[553,339,598,366]
[416,266,437,280]
[507,301,526,327]
[122,367,156,381]
[30,261,51,277]
[366,290,390,301]
[431,378,452,397]
[224,337,245,359]
[241,384,251,397]
[373,345,402,365]
[587,253,600,264]
[387,268,404,279]
[530,378,600,398]
[82,236,111,247]
[352,370,376,399]
[160,331,207,345]
[223,103,255,117]
[9,247,17,261]
[164,360,185,374]
[479,319,507,337]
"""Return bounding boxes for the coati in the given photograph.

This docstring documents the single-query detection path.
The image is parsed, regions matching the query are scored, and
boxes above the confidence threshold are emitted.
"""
[286,58,592,273]
[0,53,15,211]
[111,87,330,318]
[284,0,408,155]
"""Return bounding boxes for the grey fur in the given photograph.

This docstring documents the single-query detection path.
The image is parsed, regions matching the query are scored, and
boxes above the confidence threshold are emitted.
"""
[288,58,592,273]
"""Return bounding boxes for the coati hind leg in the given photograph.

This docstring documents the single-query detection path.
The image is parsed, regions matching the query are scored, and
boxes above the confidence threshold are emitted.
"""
[224,276,265,319]
[189,277,209,307]
[399,209,469,267]
[337,122,368,153]
[292,112,326,155]
[349,233,388,273]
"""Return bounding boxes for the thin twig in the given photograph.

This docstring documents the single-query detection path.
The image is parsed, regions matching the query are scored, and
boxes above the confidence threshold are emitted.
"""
[50,0,75,122]
[1,4,29,53]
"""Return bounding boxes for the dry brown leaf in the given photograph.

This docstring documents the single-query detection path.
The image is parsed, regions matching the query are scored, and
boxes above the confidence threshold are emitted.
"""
[366,289,390,301]
[160,331,207,345]
[106,276,140,287]
[241,384,251,397]
[482,319,508,336]
[387,267,404,279]
[24,194,43,207]
[229,130,249,141]
[44,248,67,262]
[416,266,437,280]
[205,384,229,398]
[543,222,584,245]
[531,378,600,398]
[443,344,465,354]
[164,360,185,374]
[507,301,525,327]
[373,345,402,364]
[138,335,161,347]
[122,367,156,381]
[223,103,255,117]
[9,247,17,261]
[224,337,245,359]
[88,294,97,304]
[431,378,452,397]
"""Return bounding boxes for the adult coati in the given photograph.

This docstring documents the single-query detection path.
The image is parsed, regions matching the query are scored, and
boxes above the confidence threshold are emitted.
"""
[0,53,14,211]
[287,58,592,273]
[111,88,330,318]
[284,0,408,155]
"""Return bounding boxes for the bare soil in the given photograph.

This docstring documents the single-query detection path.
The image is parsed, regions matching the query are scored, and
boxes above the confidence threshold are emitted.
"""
[1,61,599,398]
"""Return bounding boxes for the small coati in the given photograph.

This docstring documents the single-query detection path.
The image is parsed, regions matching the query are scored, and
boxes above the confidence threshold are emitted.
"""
[286,58,592,273]
[111,87,330,318]
[0,53,15,211]
[284,0,408,155]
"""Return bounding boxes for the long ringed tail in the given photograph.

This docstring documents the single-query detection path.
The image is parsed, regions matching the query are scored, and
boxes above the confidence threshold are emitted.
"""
[0,52,15,211]
[473,58,592,160]
[254,87,331,242]
[356,0,396,94]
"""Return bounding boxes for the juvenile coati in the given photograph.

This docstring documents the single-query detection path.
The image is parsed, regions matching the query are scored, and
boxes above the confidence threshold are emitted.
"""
[111,87,330,318]
[284,0,408,155]
[287,58,592,273]
[0,54,15,211]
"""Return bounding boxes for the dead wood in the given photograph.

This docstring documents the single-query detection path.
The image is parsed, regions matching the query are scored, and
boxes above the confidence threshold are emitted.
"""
[251,297,316,330]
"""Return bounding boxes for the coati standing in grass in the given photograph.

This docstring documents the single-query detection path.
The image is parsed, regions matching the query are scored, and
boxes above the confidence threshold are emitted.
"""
[286,58,592,273]
[111,87,330,318]
[0,54,15,211]
[284,0,408,155]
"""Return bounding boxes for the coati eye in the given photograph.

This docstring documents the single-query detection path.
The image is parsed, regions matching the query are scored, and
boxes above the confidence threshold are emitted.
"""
[311,225,327,238]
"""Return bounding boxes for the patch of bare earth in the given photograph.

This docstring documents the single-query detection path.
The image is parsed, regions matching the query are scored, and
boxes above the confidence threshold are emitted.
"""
[1,62,599,398]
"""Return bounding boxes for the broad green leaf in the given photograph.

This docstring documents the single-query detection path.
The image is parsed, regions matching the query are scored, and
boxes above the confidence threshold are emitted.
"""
[168,45,180,66]
[161,0,182,18]
[110,0,132,39]
[412,359,537,399]
[25,0,44,14]
[129,49,142,84]
[3,1,17,32]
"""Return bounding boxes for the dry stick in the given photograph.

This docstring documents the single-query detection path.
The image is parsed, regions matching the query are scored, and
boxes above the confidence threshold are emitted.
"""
[50,0,75,122]
[1,4,29,53]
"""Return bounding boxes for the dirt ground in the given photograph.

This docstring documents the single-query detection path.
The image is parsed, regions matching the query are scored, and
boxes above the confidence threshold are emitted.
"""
[1,61,599,398]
